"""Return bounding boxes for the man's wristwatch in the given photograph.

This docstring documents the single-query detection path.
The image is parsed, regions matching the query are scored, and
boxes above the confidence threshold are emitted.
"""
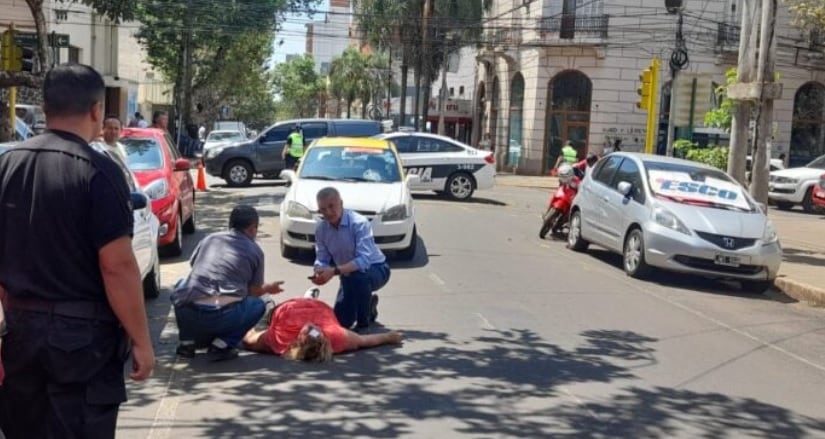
[333,266,341,275]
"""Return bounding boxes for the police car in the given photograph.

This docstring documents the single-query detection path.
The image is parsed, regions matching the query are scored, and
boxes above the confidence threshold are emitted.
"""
[377,132,496,200]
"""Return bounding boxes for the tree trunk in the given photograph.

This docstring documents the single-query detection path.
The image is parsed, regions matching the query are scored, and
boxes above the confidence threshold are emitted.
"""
[25,0,50,71]
[361,100,368,119]
[346,98,352,118]
[413,59,421,130]
[399,60,408,127]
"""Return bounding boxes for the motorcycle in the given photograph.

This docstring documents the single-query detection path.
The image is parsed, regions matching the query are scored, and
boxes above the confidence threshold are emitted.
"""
[539,174,580,239]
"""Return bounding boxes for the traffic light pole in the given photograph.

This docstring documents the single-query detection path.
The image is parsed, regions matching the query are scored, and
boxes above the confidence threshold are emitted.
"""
[8,86,15,136]
[645,58,660,154]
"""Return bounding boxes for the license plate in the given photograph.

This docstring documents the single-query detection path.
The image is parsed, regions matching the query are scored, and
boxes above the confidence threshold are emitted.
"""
[715,254,743,267]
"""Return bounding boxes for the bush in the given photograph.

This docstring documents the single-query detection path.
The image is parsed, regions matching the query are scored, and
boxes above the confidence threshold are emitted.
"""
[672,139,728,170]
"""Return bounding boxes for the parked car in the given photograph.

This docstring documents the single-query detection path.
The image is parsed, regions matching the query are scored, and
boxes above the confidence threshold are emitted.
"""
[745,155,784,183]
[768,154,825,212]
[814,173,825,210]
[567,153,781,293]
[204,118,383,187]
[203,130,246,151]
[279,137,420,260]
[121,128,196,256]
[14,117,34,141]
[377,132,496,200]
[15,104,46,134]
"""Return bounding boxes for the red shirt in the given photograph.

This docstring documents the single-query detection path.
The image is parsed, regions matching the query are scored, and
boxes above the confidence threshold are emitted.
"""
[264,299,348,355]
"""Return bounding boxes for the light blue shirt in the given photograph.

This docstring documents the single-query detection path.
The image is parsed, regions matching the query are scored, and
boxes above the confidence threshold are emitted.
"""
[314,209,386,272]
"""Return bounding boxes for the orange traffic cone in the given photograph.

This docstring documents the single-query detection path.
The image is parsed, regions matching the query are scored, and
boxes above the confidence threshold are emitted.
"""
[196,159,208,192]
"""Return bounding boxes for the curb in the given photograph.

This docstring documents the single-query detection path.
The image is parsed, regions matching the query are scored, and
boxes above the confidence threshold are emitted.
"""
[774,277,825,307]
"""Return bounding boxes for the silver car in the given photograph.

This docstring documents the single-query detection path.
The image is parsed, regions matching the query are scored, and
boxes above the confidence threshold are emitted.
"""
[567,153,782,293]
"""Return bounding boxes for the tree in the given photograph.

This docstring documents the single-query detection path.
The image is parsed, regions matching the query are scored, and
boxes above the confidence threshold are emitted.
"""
[329,47,368,119]
[786,0,825,31]
[271,54,324,118]
[704,68,737,131]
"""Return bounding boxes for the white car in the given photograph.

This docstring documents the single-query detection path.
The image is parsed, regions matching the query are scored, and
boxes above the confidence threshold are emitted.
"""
[378,132,496,200]
[768,154,825,212]
[279,137,420,260]
[203,130,247,151]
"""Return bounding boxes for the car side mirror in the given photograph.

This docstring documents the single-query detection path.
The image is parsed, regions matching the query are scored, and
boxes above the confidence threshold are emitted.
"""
[173,158,191,172]
[406,173,421,186]
[617,181,633,196]
[130,192,148,210]
[280,169,297,182]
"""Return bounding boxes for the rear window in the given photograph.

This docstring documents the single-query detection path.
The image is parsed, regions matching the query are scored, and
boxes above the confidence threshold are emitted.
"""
[207,131,244,142]
[333,121,382,137]
[121,137,164,170]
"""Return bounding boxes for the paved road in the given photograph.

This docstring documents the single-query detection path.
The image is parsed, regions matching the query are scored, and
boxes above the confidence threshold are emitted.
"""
[117,177,825,438]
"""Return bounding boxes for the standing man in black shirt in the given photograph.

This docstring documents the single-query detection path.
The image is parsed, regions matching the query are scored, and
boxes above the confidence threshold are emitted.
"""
[0,64,155,439]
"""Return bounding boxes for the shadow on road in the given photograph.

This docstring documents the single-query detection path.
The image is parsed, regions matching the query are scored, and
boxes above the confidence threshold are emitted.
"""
[412,193,508,207]
[282,235,430,270]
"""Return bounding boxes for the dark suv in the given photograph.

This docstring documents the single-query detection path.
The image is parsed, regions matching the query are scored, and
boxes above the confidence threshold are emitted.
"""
[204,118,383,187]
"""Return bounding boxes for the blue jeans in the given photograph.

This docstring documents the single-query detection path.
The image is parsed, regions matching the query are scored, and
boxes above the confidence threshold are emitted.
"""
[335,263,390,329]
[174,296,265,347]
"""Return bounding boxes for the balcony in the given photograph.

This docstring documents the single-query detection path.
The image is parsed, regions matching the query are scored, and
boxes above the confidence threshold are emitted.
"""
[540,14,609,41]
[484,28,522,50]
[717,22,740,51]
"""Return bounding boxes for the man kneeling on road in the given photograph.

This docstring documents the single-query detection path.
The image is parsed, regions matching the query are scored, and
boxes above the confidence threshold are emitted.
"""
[172,205,284,361]
[310,187,390,331]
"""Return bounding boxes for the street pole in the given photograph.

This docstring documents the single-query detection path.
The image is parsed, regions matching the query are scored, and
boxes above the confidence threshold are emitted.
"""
[728,0,759,185]
[437,47,448,135]
[386,44,392,120]
[665,74,677,156]
[420,0,432,132]
[8,86,16,137]
[749,0,778,204]
[645,57,661,154]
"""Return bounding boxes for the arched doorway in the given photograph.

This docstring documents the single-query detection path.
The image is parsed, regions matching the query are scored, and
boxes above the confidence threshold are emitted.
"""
[545,71,592,172]
[507,73,525,167]
[791,82,825,167]
[491,77,500,156]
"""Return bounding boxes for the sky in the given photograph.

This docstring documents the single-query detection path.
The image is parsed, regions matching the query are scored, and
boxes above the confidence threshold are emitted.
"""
[271,0,330,65]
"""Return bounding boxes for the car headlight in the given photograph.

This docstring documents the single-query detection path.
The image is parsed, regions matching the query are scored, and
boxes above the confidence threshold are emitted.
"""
[286,201,313,219]
[652,206,690,235]
[382,204,408,222]
[773,176,799,184]
[762,220,778,244]
[143,179,169,201]
[205,146,226,159]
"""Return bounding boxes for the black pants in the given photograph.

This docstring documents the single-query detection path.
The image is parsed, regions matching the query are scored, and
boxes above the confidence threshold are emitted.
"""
[0,310,128,439]
[285,155,300,171]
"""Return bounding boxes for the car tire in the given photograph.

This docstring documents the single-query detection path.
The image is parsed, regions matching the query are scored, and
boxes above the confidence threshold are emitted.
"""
[280,236,299,259]
[143,259,161,299]
[223,160,253,187]
[741,279,773,294]
[775,201,794,211]
[566,210,589,252]
[802,187,816,213]
[540,207,561,239]
[623,228,652,279]
[444,172,475,201]
[182,201,196,234]
[161,213,184,257]
[396,227,417,261]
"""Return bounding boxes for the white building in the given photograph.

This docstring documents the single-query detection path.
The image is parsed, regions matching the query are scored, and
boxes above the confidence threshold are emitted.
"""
[307,0,352,75]
[478,0,825,174]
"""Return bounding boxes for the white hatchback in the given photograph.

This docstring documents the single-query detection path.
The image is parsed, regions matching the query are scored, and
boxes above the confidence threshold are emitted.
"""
[279,137,420,260]
[378,132,496,200]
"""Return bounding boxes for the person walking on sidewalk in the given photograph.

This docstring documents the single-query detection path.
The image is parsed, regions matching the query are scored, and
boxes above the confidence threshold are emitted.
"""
[310,187,390,331]
[282,125,304,170]
[0,63,155,439]
[171,205,284,361]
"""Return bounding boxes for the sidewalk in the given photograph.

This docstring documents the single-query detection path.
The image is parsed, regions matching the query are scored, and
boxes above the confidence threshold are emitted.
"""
[495,173,825,306]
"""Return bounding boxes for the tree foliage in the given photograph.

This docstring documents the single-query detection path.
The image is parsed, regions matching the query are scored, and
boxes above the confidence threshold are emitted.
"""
[786,0,825,30]
[271,54,324,118]
[329,47,387,119]
[704,68,738,131]
[674,140,729,170]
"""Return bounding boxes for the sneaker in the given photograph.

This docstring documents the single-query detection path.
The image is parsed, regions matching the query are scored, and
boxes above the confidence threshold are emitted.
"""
[304,287,321,299]
[176,344,196,359]
[207,346,239,362]
[370,294,379,323]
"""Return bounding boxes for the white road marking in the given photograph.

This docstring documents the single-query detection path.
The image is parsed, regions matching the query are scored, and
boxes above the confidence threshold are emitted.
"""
[474,312,496,330]
[146,308,183,439]
[428,273,451,292]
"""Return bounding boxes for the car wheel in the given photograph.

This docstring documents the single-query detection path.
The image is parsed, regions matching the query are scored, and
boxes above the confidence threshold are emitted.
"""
[161,214,183,257]
[223,160,253,187]
[540,207,561,239]
[775,201,794,211]
[623,228,652,279]
[566,210,589,252]
[741,279,773,294]
[143,258,161,299]
[802,187,816,213]
[280,236,298,259]
[444,172,475,201]
[182,201,196,234]
[396,227,417,261]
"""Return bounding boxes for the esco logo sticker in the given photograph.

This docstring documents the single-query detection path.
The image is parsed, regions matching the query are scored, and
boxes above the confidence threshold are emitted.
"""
[658,179,738,200]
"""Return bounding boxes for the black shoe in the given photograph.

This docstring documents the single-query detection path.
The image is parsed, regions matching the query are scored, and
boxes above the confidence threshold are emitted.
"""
[176,344,196,359]
[370,294,379,323]
[207,346,239,362]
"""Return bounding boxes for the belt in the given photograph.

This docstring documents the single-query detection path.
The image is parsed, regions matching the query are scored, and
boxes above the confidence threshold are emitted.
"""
[6,296,118,323]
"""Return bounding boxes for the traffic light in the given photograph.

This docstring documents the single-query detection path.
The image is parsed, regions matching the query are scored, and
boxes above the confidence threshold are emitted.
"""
[20,45,34,72]
[637,69,653,111]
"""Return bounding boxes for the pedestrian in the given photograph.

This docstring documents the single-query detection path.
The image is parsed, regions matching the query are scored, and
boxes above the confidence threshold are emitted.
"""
[92,116,134,188]
[282,125,304,170]
[479,132,492,151]
[554,140,578,169]
[128,111,140,127]
[310,187,390,330]
[613,138,622,152]
[171,205,284,361]
[242,294,403,362]
[0,63,154,439]
[151,110,168,131]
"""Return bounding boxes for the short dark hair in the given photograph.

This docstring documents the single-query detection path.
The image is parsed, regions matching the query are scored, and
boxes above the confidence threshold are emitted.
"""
[104,115,121,124]
[152,110,167,124]
[229,205,259,231]
[134,111,141,118]
[42,63,105,118]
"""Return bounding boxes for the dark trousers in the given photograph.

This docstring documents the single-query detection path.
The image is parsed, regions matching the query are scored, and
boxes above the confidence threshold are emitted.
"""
[174,296,265,347]
[335,263,390,329]
[0,310,127,439]
[285,155,300,171]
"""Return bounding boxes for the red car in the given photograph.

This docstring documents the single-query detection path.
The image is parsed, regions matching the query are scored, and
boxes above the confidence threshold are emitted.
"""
[121,128,196,256]
[814,173,825,209]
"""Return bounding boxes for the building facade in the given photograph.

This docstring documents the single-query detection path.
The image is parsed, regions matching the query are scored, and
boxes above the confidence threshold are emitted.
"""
[478,0,825,174]
[307,0,352,75]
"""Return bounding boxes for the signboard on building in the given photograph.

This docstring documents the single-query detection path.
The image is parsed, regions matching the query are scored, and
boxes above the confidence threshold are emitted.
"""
[13,32,70,48]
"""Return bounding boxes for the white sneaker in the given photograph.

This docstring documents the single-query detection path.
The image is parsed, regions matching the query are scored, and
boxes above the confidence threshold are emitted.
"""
[304,287,321,299]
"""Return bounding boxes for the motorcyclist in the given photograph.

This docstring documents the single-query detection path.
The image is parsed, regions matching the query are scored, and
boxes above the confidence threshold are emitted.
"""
[557,163,576,187]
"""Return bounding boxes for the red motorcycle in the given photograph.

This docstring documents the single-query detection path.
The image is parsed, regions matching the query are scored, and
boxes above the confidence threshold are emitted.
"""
[539,168,580,239]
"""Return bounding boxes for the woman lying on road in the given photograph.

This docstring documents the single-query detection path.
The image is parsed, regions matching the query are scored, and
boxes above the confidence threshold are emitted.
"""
[243,294,402,362]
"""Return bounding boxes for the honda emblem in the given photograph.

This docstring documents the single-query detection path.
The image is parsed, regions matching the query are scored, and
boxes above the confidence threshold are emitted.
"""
[722,237,736,249]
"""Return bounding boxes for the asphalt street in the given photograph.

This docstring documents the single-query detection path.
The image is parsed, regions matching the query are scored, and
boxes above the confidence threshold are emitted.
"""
[116,175,825,438]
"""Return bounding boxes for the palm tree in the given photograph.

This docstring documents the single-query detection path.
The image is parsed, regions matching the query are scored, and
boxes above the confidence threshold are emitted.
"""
[330,47,368,118]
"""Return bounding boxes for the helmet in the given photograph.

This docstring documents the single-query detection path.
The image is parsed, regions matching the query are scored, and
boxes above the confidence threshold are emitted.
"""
[586,153,599,166]
[557,163,574,184]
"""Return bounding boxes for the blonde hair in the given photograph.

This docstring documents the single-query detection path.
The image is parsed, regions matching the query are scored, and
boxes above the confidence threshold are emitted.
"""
[284,326,334,363]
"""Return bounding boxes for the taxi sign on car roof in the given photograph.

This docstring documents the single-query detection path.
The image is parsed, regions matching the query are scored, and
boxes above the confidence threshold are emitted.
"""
[314,137,390,149]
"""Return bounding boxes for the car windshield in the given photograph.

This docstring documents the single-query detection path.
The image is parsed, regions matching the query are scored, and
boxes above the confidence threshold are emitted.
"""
[299,146,402,183]
[644,161,755,212]
[207,132,243,142]
[806,155,825,169]
[121,137,164,171]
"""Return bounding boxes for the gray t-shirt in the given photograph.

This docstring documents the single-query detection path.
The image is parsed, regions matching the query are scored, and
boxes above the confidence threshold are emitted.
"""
[172,230,264,305]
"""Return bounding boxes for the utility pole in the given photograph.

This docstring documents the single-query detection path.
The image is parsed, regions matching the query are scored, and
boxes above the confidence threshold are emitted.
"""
[727,0,759,186]
[437,43,449,135]
[420,0,432,132]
